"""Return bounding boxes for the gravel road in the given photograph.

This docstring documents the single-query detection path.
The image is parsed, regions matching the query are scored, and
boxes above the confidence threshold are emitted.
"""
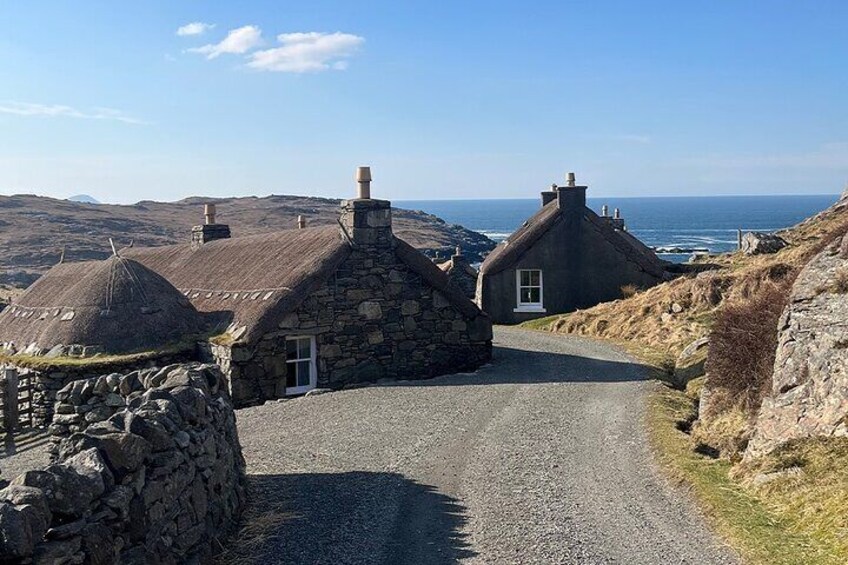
[225,326,739,564]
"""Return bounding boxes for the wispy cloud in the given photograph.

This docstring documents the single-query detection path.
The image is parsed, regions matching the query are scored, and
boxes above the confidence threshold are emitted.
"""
[177,22,215,36]
[0,102,146,125]
[247,32,364,73]
[611,134,651,144]
[188,25,262,59]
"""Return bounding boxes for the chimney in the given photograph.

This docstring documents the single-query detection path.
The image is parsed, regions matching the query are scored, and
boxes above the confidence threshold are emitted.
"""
[356,166,372,199]
[601,204,609,217]
[556,172,587,213]
[340,166,393,248]
[610,208,625,230]
[297,215,306,229]
[541,183,558,207]
[191,203,231,249]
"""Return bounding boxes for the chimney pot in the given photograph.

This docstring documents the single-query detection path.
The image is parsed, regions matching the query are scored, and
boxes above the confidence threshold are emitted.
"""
[566,172,576,187]
[356,166,372,199]
[297,215,306,229]
[601,204,609,217]
[204,203,216,225]
[614,208,621,220]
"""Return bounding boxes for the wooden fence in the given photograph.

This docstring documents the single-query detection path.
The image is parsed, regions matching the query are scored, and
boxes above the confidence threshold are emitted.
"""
[1,367,34,436]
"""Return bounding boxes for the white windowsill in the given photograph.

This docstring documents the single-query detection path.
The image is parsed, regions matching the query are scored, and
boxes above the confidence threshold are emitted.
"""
[514,305,546,313]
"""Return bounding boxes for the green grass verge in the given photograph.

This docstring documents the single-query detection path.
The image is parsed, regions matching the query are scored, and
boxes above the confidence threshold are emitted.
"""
[648,382,842,564]
[0,340,197,370]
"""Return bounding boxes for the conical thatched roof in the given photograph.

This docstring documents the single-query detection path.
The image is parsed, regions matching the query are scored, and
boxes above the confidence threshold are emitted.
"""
[0,255,205,354]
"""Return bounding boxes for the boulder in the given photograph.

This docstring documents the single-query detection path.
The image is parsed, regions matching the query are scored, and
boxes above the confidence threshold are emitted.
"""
[747,237,848,458]
[0,501,49,557]
[0,485,51,523]
[741,231,788,255]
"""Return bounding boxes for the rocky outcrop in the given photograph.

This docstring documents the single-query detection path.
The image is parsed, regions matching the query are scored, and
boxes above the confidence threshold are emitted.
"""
[0,363,246,563]
[746,235,848,458]
[741,232,788,255]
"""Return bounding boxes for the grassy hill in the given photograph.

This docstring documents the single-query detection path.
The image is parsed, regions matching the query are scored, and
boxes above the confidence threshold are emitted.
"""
[0,193,495,288]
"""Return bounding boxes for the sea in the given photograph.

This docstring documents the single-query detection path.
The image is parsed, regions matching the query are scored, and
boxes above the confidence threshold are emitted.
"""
[398,194,841,263]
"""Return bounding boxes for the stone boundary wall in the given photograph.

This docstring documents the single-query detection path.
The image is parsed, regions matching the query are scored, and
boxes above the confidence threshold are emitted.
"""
[0,363,246,563]
[4,350,193,427]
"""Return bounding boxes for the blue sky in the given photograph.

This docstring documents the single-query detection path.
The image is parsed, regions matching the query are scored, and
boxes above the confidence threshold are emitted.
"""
[0,1,846,203]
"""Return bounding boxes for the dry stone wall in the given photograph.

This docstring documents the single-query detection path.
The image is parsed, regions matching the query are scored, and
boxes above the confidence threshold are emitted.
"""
[747,234,848,458]
[0,363,246,563]
[5,350,193,427]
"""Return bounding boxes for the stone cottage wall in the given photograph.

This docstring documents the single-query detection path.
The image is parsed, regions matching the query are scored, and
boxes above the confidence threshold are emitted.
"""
[208,244,492,406]
[0,363,246,564]
[4,350,194,427]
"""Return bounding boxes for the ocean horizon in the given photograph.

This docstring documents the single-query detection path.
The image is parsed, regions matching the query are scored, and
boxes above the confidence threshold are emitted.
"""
[398,193,841,263]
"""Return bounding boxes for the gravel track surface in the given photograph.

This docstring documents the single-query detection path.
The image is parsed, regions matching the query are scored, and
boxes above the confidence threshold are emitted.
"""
[227,327,738,564]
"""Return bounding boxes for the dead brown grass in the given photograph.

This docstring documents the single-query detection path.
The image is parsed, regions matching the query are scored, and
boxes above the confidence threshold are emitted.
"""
[704,282,792,419]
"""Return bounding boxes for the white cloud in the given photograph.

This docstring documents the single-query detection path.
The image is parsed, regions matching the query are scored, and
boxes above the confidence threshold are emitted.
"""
[247,32,364,73]
[188,25,262,59]
[176,22,215,36]
[0,102,146,125]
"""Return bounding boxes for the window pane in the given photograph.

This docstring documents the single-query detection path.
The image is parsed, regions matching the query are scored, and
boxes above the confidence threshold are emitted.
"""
[529,288,541,303]
[520,288,532,303]
[520,270,531,286]
[529,270,540,286]
[297,361,311,386]
[298,338,311,360]
[286,339,298,359]
[286,368,296,388]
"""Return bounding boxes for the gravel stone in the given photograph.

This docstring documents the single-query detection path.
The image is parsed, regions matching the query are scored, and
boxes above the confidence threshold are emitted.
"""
[228,327,738,564]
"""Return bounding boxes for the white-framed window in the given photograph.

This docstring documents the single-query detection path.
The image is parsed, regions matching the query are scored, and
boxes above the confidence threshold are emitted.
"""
[285,336,317,395]
[514,269,546,312]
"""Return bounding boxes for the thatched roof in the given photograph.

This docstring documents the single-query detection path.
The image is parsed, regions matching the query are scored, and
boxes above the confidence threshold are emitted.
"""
[479,200,666,278]
[1,225,487,351]
[0,256,204,354]
[123,226,352,343]
[124,226,484,342]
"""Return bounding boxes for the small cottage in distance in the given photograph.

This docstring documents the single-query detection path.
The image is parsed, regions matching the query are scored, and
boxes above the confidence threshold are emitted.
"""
[477,173,668,324]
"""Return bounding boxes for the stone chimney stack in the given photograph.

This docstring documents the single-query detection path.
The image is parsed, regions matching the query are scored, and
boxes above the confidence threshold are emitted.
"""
[610,208,625,230]
[556,172,587,213]
[541,183,558,207]
[340,166,393,248]
[191,203,231,249]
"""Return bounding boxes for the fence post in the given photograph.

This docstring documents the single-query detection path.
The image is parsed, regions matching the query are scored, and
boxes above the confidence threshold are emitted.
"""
[3,368,18,435]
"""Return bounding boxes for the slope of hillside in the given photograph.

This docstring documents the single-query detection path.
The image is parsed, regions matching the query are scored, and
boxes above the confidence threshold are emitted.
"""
[0,194,495,286]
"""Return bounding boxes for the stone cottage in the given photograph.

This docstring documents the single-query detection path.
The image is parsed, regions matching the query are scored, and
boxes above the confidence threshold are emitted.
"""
[0,167,492,413]
[477,173,668,324]
[438,247,478,300]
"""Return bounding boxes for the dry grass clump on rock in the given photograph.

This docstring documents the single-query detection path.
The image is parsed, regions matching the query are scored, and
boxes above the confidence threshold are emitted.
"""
[704,281,792,419]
